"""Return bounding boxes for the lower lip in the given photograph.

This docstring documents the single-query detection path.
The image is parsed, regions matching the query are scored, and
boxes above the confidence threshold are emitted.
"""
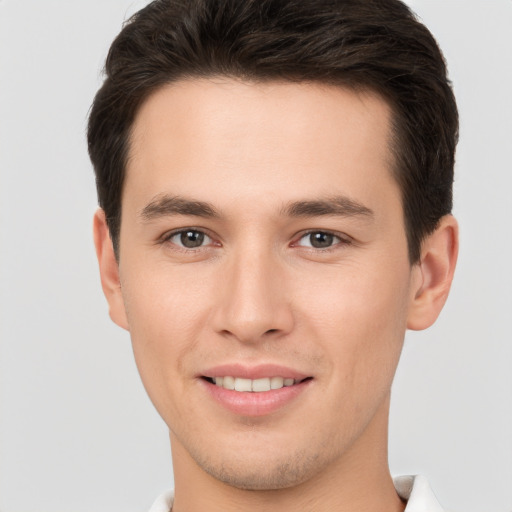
[201,378,312,417]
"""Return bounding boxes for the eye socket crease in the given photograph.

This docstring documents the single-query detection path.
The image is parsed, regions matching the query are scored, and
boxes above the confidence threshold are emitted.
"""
[142,194,374,254]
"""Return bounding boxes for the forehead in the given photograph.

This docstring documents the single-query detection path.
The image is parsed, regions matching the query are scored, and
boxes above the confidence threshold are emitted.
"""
[125,78,398,215]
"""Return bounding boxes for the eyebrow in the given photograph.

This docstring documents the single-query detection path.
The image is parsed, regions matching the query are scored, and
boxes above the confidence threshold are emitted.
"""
[282,196,374,219]
[140,194,220,221]
[139,194,374,222]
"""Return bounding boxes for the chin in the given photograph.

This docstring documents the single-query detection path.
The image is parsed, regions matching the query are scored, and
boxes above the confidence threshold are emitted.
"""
[193,446,325,491]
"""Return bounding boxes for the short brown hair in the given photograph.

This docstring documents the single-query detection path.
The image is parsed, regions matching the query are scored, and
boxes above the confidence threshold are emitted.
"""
[88,0,458,263]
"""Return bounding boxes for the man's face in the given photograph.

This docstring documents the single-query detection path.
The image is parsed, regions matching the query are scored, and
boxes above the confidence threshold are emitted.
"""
[113,79,421,489]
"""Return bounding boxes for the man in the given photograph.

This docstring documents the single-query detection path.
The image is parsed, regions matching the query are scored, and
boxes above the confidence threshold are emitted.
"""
[88,0,459,510]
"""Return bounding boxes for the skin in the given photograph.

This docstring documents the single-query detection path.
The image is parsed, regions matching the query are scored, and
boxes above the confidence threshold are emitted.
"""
[94,79,458,512]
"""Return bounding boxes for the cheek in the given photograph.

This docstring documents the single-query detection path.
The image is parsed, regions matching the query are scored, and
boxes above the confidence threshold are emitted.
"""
[120,265,211,403]
[299,260,411,394]
[123,260,210,336]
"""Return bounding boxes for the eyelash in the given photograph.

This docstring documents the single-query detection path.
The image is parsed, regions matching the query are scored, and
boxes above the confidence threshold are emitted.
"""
[160,228,217,251]
[294,230,352,251]
[160,228,352,252]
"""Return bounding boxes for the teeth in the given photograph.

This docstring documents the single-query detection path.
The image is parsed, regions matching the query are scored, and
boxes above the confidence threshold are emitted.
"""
[234,378,252,392]
[221,376,235,390]
[211,376,298,392]
[252,378,271,392]
[270,376,284,389]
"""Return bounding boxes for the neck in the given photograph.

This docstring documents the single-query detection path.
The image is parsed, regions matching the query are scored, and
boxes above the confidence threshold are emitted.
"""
[170,395,405,512]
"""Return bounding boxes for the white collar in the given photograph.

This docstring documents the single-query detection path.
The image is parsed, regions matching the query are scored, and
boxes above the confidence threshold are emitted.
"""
[393,475,445,511]
[148,474,444,512]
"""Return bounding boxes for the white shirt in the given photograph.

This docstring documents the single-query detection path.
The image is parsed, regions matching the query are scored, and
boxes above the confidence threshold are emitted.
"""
[147,474,444,512]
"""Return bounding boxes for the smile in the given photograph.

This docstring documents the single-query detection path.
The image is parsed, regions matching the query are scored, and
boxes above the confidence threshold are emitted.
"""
[205,376,303,392]
[201,371,313,416]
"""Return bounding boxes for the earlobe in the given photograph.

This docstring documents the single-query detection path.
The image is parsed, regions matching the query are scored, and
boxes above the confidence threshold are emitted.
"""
[93,209,130,331]
[407,215,459,331]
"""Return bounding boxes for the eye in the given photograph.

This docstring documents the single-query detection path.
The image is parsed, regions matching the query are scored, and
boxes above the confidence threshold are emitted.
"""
[167,229,212,249]
[296,231,346,249]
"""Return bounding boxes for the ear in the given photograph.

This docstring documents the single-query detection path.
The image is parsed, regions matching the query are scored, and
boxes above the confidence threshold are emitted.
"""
[93,209,129,331]
[407,215,459,331]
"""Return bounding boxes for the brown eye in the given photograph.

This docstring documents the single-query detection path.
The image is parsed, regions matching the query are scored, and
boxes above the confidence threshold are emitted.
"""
[309,232,334,248]
[297,231,344,249]
[169,230,210,249]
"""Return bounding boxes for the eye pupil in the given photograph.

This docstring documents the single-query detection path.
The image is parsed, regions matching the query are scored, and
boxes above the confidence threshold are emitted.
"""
[180,230,205,248]
[310,232,333,248]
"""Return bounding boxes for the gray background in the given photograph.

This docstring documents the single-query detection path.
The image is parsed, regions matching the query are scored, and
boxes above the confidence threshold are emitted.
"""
[0,1,510,511]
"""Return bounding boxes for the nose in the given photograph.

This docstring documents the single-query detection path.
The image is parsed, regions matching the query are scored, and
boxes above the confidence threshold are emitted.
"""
[212,248,294,344]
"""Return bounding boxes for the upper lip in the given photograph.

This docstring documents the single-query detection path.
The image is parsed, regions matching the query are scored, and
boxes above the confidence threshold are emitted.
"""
[199,363,311,381]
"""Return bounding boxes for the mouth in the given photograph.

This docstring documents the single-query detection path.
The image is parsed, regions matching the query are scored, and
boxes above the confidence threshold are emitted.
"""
[202,375,312,392]
[199,366,314,416]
